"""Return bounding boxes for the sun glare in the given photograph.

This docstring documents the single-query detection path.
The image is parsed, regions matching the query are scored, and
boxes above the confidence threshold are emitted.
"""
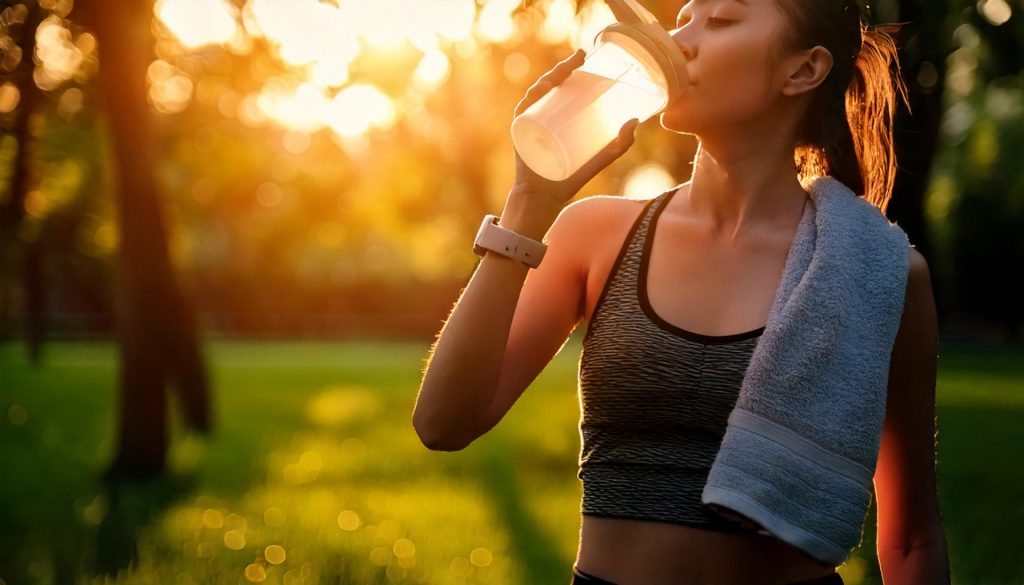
[151,0,601,134]
[156,0,239,49]
[325,84,396,138]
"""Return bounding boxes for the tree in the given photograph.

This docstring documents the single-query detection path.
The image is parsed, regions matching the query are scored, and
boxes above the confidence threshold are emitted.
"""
[87,0,212,481]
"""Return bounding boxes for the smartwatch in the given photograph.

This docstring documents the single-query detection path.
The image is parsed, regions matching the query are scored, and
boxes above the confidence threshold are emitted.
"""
[472,214,548,268]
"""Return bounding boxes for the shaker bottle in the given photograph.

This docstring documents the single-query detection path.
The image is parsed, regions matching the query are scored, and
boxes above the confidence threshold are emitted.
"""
[511,0,690,182]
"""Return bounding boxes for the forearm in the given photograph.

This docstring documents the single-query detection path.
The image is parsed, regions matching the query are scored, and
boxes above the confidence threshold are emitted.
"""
[878,536,951,585]
[413,189,560,450]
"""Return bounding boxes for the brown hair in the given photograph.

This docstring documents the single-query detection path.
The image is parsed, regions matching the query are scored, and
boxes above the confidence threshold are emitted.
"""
[773,0,910,215]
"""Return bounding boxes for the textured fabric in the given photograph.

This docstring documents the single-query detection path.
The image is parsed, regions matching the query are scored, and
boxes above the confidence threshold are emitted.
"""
[577,185,766,534]
[701,175,911,567]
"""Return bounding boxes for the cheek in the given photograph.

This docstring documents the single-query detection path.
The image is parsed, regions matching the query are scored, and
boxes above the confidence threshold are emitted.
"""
[665,40,775,126]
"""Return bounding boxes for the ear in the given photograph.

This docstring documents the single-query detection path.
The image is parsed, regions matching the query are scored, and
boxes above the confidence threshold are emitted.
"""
[780,46,833,97]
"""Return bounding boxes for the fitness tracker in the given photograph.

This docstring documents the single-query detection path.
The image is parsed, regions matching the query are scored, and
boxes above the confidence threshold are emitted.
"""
[472,214,548,268]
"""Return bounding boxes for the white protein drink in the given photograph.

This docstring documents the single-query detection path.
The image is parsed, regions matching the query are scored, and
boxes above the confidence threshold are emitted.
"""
[511,41,670,182]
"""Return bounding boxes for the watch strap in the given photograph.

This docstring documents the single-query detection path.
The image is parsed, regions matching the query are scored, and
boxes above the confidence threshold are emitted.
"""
[473,214,548,268]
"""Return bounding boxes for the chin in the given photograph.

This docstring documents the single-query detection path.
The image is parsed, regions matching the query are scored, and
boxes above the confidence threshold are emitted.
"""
[659,108,702,136]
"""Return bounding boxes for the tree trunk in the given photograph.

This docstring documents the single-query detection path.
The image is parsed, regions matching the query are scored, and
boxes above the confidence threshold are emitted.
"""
[886,0,952,324]
[0,1,45,358]
[90,0,212,482]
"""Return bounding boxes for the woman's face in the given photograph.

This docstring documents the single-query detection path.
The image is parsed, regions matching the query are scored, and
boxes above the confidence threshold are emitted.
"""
[660,0,794,135]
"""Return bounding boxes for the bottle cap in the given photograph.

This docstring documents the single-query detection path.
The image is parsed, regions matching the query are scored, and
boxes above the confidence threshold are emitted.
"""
[599,0,690,104]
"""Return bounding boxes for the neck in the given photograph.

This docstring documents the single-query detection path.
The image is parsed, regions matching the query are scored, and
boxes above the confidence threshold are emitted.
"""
[679,114,810,242]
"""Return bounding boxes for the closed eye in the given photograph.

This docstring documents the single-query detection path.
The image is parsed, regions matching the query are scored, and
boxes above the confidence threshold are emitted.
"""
[706,17,734,27]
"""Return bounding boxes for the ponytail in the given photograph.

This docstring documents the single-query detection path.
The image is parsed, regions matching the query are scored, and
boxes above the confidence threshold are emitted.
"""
[781,0,911,216]
[840,22,910,214]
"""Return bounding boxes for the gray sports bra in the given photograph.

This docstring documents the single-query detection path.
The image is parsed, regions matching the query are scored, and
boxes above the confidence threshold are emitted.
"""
[577,187,765,533]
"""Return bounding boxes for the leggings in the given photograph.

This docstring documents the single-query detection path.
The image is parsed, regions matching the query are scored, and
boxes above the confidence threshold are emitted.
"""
[571,565,845,585]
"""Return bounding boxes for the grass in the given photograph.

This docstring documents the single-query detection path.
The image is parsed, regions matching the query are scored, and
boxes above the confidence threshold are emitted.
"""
[0,334,1021,585]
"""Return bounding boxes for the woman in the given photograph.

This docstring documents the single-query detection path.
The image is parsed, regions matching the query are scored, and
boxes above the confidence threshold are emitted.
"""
[413,0,951,583]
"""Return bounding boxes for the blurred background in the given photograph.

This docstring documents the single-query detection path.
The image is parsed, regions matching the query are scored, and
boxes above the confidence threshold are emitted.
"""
[0,0,1021,584]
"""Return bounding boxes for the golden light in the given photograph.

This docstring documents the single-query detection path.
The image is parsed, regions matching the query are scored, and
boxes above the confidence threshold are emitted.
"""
[947,47,978,97]
[622,163,676,199]
[263,506,287,527]
[539,0,577,45]
[147,59,194,114]
[574,1,616,52]
[978,0,1012,26]
[156,0,239,49]
[340,0,476,47]
[224,529,246,550]
[0,82,20,113]
[450,557,473,578]
[412,50,451,90]
[409,31,442,54]
[264,545,287,564]
[247,0,361,69]
[202,509,224,529]
[256,80,329,133]
[306,386,381,426]
[34,15,83,91]
[393,538,416,559]
[39,0,73,18]
[369,546,392,566]
[503,51,531,83]
[244,563,266,582]
[337,509,361,531]
[434,0,477,42]
[57,87,84,119]
[310,52,354,88]
[477,0,519,43]
[325,83,396,138]
[470,547,493,567]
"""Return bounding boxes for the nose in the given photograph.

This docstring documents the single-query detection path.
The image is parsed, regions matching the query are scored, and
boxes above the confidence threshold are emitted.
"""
[670,25,697,62]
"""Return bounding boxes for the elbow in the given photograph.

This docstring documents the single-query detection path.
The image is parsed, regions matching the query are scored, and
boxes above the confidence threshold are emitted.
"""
[412,411,472,452]
[416,427,469,452]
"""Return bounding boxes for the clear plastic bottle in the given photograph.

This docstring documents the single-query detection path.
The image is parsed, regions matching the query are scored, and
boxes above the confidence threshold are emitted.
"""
[510,0,689,182]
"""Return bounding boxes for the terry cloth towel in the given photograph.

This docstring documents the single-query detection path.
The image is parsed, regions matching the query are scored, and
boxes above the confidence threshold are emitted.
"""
[701,175,911,567]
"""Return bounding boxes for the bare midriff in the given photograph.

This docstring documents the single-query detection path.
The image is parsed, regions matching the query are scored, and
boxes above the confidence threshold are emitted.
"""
[575,515,838,585]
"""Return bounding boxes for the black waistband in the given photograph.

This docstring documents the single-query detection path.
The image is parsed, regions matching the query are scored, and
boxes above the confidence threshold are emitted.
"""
[570,565,844,585]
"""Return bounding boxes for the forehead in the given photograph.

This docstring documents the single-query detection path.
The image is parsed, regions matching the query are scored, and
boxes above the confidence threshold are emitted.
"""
[682,0,754,8]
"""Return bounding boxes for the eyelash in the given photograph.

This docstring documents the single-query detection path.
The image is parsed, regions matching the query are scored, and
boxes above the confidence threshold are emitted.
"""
[674,15,733,29]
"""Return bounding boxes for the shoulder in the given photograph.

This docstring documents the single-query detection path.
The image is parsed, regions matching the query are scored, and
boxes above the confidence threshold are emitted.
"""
[546,194,654,279]
[548,193,650,244]
[908,246,930,281]
[902,246,932,307]
[893,246,936,346]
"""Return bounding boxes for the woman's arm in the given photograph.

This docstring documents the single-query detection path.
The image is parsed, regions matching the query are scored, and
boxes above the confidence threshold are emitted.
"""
[873,247,952,585]
[412,189,584,451]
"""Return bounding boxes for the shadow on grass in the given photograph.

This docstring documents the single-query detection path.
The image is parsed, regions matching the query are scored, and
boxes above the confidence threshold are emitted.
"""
[476,439,570,584]
[91,472,199,577]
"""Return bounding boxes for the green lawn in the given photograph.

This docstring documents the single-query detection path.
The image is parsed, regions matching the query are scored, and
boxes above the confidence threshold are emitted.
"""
[0,336,1021,585]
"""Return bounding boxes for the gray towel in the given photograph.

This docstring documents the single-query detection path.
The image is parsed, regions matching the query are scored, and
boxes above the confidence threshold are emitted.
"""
[701,175,911,566]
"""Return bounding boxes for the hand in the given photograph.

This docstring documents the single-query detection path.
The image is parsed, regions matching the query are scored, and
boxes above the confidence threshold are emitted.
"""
[510,48,641,209]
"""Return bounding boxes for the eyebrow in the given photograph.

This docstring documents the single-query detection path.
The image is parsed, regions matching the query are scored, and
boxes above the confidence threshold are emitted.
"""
[678,0,748,18]
[692,0,749,5]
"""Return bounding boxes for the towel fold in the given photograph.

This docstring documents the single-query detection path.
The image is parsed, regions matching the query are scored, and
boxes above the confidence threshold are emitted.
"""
[701,175,911,567]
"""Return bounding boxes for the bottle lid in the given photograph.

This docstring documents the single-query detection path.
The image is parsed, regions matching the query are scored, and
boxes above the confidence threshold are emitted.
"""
[599,0,690,104]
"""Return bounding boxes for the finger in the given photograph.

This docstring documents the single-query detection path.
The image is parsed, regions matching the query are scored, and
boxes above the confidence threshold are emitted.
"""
[514,79,553,116]
[514,49,587,116]
[538,48,586,85]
